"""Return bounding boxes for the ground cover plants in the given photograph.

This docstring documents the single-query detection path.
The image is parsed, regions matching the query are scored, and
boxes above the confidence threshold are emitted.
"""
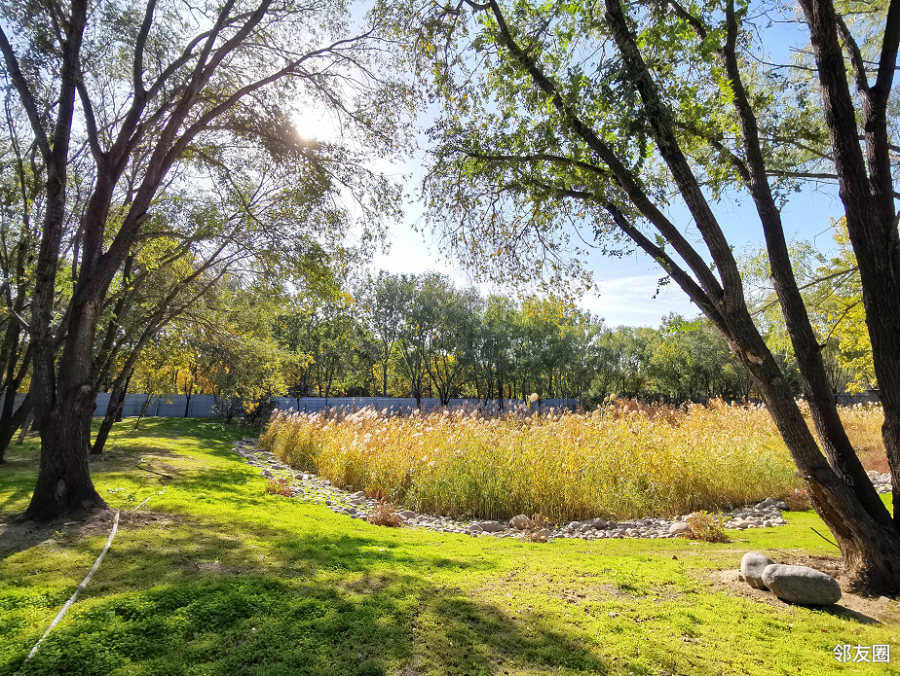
[0,418,897,676]
[0,417,897,676]
[259,398,844,523]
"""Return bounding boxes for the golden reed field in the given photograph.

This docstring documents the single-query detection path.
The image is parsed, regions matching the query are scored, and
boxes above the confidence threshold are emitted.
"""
[259,399,887,523]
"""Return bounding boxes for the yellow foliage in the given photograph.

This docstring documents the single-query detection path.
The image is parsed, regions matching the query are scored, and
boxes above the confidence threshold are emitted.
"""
[258,399,837,522]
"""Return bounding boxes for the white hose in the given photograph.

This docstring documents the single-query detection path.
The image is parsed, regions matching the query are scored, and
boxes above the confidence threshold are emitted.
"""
[133,487,166,512]
[19,510,120,668]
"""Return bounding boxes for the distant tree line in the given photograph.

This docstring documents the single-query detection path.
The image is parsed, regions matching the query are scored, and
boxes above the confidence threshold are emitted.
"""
[115,257,870,416]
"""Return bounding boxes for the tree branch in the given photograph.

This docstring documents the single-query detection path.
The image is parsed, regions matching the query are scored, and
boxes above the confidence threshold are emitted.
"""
[836,15,870,93]
[873,0,900,101]
[466,0,726,305]
[0,27,51,160]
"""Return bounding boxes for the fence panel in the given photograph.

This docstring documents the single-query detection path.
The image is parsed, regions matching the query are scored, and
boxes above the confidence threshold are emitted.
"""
[0,394,582,418]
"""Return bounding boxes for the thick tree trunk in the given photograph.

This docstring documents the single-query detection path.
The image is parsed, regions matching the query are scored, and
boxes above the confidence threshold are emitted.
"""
[797,0,900,531]
[25,395,106,521]
[26,294,108,521]
[726,311,900,594]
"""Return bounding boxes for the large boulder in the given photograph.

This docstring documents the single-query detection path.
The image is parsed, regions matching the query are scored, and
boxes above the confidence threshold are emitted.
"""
[668,522,689,535]
[478,521,506,533]
[761,564,842,605]
[509,514,533,530]
[740,551,775,590]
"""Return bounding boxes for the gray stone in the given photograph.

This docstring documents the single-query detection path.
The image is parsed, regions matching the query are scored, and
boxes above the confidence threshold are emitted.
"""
[350,490,365,499]
[478,521,506,533]
[668,522,690,535]
[509,514,533,530]
[399,510,417,519]
[588,517,608,530]
[740,551,775,590]
[761,564,842,605]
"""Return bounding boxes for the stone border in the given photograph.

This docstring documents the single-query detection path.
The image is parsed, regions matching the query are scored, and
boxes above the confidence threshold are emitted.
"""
[234,440,892,541]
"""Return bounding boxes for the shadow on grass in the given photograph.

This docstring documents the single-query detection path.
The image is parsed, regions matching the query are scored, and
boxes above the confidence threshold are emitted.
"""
[1,514,611,676]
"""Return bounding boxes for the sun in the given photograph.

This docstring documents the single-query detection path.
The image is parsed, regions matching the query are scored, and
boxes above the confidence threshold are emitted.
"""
[291,107,340,142]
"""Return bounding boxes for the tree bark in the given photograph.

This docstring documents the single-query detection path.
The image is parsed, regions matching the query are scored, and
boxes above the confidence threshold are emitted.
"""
[0,392,33,463]
[798,0,900,531]
[26,390,106,521]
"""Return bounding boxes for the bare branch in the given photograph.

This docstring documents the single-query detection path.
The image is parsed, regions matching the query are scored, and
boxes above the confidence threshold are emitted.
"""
[0,27,51,160]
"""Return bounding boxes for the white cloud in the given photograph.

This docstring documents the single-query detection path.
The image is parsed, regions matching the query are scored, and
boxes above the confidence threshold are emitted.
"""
[583,275,698,327]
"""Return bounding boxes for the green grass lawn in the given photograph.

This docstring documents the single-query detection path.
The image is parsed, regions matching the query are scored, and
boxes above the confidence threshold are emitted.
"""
[1,418,897,676]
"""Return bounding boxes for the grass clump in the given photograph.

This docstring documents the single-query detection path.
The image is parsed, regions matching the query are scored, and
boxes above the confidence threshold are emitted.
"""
[264,477,295,497]
[367,501,403,527]
[685,511,731,543]
[260,399,805,522]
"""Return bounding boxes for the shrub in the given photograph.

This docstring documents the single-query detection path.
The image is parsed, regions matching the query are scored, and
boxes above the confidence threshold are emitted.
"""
[685,511,730,543]
[524,514,551,542]
[367,501,403,527]
[783,488,811,512]
[264,478,294,497]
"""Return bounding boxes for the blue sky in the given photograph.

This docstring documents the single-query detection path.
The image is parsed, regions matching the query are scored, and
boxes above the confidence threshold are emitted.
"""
[298,3,848,328]
[363,147,846,326]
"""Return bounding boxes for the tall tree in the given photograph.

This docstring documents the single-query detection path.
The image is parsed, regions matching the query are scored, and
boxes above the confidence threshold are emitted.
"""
[402,0,900,592]
[1,0,409,520]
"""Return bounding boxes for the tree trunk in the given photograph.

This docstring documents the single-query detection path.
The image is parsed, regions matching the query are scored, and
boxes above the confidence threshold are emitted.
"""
[92,368,133,455]
[26,293,109,521]
[0,392,33,462]
[26,394,106,521]
[17,408,35,444]
[726,311,900,594]
[796,0,900,532]
[134,393,153,430]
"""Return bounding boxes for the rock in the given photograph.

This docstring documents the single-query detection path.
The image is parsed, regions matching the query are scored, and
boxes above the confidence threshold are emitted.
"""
[399,510,417,519]
[478,521,506,533]
[468,523,483,533]
[730,519,752,529]
[509,514,533,530]
[740,552,775,590]
[668,522,690,535]
[877,596,892,605]
[351,490,366,499]
[588,517,608,530]
[261,469,273,478]
[761,564,842,605]
[533,529,551,541]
